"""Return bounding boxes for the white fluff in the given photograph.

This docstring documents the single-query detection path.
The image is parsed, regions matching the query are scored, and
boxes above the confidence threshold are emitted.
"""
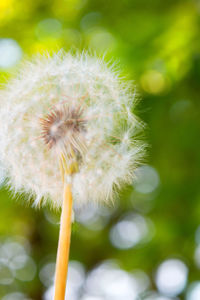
[0,51,145,209]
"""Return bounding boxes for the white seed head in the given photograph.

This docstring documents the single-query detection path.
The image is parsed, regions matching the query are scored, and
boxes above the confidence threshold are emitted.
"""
[0,51,145,209]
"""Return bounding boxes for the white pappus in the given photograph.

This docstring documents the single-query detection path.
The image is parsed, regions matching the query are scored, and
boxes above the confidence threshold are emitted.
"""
[0,51,145,209]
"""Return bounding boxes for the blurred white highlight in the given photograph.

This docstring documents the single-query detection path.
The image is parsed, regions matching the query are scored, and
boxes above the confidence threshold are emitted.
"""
[134,165,160,194]
[155,259,188,296]
[186,282,200,300]
[109,213,152,249]
[75,202,114,231]
[0,239,36,284]
[0,39,22,68]
[84,260,149,300]
[2,292,31,300]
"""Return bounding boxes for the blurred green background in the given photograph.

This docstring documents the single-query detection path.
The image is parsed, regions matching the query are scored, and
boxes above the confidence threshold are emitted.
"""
[0,0,200,299]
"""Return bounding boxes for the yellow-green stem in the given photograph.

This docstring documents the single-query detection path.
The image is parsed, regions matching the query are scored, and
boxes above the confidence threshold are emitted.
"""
[54,181,73,300]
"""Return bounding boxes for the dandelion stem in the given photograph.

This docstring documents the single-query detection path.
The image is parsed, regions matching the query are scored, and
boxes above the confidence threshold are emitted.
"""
[54,181,73,300]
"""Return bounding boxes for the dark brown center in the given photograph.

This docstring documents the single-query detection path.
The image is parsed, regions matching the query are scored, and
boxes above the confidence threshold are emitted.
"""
[40,105,86,151]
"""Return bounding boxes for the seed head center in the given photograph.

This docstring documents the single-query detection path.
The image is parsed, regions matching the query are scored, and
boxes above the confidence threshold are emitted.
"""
[40,104,86,155]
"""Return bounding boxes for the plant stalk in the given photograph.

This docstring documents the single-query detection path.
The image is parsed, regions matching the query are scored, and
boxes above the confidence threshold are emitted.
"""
[54,181,73,300]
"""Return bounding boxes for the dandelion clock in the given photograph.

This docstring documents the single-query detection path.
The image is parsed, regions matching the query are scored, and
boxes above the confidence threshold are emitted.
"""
[0,51,145,299]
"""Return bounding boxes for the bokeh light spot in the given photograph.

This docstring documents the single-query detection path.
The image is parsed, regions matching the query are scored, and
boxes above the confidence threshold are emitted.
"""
[87,29,117,52]
[2,292,31,300]
[0,241,27,267]
[109,213,151,249]
[155,259,188,296]
[14,256,36,281]
[39,262,55,287]
[35,18,62,40]
[75,203,113,231]
[133,165,160,194]
[186,282,200,300]
[85,260,149,299]
[80,12,102,31]
[0,39,22,68]
[141,70,168,94]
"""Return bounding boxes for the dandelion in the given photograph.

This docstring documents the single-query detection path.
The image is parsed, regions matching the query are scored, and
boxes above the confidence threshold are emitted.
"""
[0,51,145,299]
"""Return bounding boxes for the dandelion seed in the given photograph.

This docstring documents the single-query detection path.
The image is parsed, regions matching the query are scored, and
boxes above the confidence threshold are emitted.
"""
[0,51,145,300]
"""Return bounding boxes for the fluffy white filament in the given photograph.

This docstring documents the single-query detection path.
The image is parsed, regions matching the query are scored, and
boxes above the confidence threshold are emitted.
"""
[0,51,145,209]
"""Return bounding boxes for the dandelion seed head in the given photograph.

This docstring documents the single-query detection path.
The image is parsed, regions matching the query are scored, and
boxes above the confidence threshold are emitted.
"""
[0,51,145,209]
